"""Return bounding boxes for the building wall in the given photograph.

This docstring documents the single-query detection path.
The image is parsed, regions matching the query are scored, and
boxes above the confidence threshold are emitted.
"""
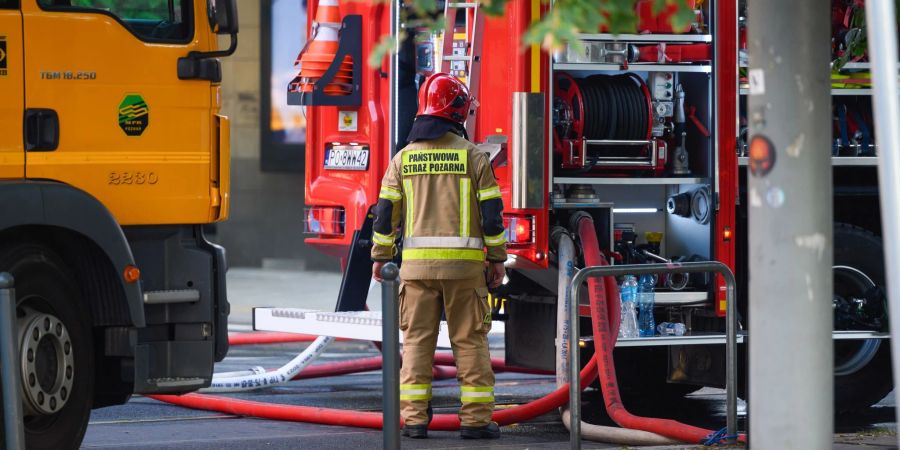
[215,0,339,271]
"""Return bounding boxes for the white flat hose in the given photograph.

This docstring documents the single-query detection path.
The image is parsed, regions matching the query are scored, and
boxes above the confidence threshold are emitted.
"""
[553,231,676,445]
[204,279,381,392]
[560,407,679,446]
[203,335,335,393]
[556,229,574,387]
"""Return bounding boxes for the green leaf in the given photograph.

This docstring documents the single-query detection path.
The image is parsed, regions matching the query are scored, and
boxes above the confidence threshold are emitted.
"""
[365,0,698,66]
[367,34,396,68]
[670,3,695,32]
[651,0,667,15]
[480,0,510,16]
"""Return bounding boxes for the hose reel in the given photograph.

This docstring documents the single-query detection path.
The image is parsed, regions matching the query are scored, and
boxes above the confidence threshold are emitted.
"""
[553,72,665,173]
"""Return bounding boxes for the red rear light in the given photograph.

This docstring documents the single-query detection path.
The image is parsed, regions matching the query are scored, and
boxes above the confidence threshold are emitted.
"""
[503,215,533,244]
[304,207,345,236]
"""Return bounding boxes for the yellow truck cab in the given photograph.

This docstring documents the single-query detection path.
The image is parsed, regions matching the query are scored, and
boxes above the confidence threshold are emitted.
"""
[0,0,235,447]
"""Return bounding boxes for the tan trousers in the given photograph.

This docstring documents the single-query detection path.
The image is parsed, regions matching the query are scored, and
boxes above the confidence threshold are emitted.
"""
[399,276,495,427]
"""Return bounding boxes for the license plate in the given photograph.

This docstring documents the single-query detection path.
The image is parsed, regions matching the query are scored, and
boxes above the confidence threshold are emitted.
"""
[324,146,369,171]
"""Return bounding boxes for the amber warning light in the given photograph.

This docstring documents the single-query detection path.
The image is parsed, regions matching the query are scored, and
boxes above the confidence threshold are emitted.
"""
[503,215,533,244]
[123,265,141,283]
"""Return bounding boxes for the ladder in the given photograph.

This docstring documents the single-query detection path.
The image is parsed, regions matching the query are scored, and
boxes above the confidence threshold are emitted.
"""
[440,2,484,134]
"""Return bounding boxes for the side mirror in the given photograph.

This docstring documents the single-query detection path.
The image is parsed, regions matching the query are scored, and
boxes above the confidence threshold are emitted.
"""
[181,0,238,78]
[208,0,239,35]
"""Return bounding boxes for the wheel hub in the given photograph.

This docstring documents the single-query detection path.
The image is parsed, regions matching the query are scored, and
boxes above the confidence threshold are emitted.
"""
[19,308,74,416]
[832,265,882,376]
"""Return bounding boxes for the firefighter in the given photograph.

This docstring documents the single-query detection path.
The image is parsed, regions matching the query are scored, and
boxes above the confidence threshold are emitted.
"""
[371,73,506,440]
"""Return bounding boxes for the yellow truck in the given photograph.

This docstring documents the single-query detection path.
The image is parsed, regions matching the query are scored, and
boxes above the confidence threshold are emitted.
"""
[0,0,236,447]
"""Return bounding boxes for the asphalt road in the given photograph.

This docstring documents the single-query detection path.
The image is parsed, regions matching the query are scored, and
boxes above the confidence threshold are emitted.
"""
[79,268,898,449]
[81,339,898,449]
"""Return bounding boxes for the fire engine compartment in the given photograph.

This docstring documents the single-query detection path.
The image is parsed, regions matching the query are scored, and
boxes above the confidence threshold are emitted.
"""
[542,9,719,310]
[287,0,891,416]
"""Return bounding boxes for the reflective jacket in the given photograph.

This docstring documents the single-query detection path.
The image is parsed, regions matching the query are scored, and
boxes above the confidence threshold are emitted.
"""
[371,132,507,280]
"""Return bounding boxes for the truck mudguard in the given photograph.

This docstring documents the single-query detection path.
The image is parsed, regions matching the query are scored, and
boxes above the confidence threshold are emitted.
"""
[0,181,144,327]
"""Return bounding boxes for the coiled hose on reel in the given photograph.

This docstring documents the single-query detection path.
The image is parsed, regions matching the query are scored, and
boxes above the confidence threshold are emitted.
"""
[554,73,652,144]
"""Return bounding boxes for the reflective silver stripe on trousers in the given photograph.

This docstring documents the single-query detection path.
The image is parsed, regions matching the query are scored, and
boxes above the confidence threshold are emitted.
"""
[403,236,484,249]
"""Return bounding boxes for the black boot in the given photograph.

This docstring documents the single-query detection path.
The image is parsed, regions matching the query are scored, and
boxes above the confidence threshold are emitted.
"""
[402,402,434,439]
[460,421,501,439]
[402,424,428,439]
[403,425,428,439]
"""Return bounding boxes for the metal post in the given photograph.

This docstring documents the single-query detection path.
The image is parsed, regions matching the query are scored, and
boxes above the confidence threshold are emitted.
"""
[568,261,581,450]
[747,0,833,447]
[388,0,399,157]
[381,263,400,450]
[863,3,900,448]
[568,262,738,444]
[0,272,25,450]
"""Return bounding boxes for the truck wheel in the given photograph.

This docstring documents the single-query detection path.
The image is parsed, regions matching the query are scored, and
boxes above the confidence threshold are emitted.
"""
[0,243,94,450]
[832,224,892,413]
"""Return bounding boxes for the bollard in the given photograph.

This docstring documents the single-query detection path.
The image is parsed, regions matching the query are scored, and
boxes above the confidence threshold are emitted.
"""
[0,272,25,450]
[381,263,400,450]
[568,262,739,448]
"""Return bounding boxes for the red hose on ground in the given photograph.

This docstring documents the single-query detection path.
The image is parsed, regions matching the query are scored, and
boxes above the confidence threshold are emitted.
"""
[151,218,740,443]
[291,356,382,380]
[286,356,456,380]
[575,214,744,444]
[231,334,550,374]
[229,332,345,345]
[288,354,552,380]
[156,273,598,429]
[148,360,598,431]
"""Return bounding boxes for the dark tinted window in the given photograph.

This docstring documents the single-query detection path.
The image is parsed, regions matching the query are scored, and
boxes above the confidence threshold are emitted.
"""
[39,0,192,42]
[0,0,19,9]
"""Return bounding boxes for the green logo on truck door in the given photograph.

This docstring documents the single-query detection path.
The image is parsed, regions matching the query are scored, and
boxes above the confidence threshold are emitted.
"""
[118,94,149,136]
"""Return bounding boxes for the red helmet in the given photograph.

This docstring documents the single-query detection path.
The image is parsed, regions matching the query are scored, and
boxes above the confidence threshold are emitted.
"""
[417,73,473,124]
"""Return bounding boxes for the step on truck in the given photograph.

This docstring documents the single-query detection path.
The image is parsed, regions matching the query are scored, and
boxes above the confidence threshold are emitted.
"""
[0,0,237,447]
[298,0,892,415]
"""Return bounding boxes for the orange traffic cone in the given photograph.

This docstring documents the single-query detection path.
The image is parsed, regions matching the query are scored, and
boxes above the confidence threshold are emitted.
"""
[313,0,342,28]
[295,0,352,95]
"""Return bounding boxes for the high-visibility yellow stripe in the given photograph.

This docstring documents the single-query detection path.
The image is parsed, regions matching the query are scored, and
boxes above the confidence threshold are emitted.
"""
[460,386,494,392]
[400,383,432,401]
[379,186,402,201]
[402,248,485,261]
[484,232,507,247]
[460,386,494,403]
[460,178,470,238]
[530,0,540,93]
[372,231,395,246]
[477,186,501,201]
[461,396,494,403]
[403,179,414,237]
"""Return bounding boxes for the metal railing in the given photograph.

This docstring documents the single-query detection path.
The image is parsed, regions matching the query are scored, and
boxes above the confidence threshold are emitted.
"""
[381,263,401,450]
[0,272,25,450]
[567,262,738,449]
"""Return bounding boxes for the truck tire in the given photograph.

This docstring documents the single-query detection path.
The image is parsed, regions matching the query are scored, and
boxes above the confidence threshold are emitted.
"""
[0,243,94,450]
[832,223,893,412]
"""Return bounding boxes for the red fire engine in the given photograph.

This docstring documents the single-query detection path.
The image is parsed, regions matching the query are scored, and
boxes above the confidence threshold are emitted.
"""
[295,0,891,412]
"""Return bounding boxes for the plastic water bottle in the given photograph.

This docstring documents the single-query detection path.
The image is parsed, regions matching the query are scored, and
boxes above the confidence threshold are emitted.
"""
[618,276,639,339]
[657,322,686,336]
[637,275,656,337]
